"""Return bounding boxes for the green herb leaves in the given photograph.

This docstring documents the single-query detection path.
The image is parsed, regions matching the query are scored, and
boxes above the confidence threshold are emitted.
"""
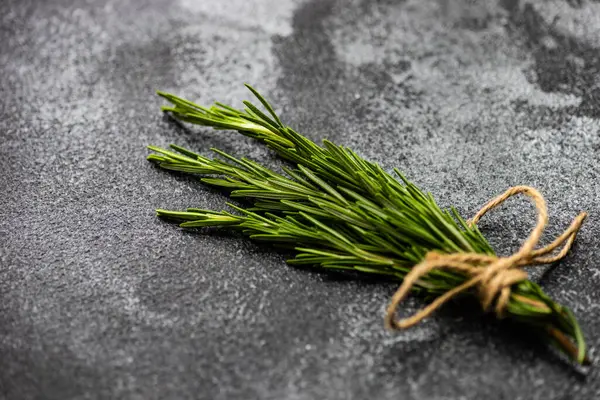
[148,85,588,365]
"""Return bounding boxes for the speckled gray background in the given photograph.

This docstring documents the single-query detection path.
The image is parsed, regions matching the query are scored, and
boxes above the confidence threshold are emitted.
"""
[1,0,600,399]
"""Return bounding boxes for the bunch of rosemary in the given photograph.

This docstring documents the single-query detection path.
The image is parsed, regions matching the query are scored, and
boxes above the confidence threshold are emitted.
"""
[147,85,588,365]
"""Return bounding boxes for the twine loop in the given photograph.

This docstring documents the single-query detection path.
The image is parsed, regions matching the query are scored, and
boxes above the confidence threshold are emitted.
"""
[385,186,587,330]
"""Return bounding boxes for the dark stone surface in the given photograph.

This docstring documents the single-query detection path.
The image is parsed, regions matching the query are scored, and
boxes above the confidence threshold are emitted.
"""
[1,0,600,398]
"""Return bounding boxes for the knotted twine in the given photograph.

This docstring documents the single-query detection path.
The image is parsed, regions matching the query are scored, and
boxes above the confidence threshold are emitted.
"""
[385,186,587,330]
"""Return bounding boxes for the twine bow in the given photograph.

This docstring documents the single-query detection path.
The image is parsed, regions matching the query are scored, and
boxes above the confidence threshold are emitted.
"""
[385,186,587,330]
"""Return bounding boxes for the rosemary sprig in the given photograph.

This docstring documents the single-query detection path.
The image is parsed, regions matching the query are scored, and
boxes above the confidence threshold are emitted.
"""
[148,85,588,365]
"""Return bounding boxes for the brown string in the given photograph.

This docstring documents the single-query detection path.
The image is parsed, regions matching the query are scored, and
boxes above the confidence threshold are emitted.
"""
[385,186,587,330]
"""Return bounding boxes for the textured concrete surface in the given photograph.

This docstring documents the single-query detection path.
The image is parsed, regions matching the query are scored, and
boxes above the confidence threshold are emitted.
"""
[1,0,600,399]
